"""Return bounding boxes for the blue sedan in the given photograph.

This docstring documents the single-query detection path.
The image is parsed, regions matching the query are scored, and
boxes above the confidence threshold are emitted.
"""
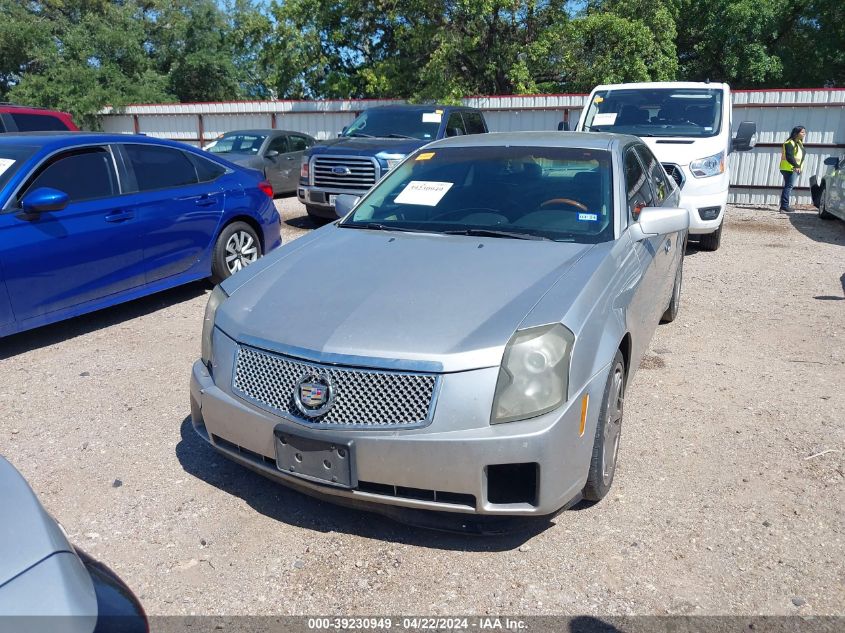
[0,133,281,337]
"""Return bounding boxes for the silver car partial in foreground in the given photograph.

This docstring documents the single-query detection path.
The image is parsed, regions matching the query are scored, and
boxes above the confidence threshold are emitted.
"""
[190,132,688,529]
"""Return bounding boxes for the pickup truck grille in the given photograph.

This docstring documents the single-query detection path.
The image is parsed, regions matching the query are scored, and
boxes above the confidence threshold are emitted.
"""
[312,156,379,191]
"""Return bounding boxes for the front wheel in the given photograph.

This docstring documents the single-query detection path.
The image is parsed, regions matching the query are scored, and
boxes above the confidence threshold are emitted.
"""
[583,350,626,501]
[818,189,834,220]
[697,221,723,251]
[660,252,684,323]
[211,221,262,283]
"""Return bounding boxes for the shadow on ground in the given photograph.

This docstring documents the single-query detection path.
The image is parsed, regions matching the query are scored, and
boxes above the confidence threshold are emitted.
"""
[0,281,208,359]
[787,209,845,247]
[175,416,554,551]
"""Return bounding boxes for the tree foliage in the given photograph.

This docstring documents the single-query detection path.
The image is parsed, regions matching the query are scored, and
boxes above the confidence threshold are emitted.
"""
[0,0,841,126]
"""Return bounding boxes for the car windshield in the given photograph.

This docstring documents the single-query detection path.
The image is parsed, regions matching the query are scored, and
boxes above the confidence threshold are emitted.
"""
[342,109,443,140]
[207,133,267,155]
[583,88,724,138]
[341,146,614,244]
[0,145,38,190]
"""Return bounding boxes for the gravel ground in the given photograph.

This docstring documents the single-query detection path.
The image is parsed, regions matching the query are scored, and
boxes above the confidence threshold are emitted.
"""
[1,199,843,617]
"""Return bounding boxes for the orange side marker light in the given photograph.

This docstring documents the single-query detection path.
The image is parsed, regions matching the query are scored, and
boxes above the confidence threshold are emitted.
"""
[579,394,590,437]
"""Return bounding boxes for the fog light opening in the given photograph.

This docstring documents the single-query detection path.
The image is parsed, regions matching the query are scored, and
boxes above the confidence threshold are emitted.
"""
[698,206,721,221]
[486,463,539,506]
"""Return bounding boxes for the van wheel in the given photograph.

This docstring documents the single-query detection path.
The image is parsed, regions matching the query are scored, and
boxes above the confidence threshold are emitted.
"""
[583,350,626,501]
[698,221,723,251]
[660,254,683,323]
[819,190,834,220]
[211,221,261,283]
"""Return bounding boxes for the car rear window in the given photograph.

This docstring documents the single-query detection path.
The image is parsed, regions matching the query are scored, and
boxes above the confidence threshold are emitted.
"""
[123,144,199,191]
[186,152,226,182]
[11,112,71,132]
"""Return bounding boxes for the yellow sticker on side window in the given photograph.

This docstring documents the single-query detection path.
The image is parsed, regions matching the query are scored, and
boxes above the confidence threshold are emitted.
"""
[415,152,435,161]
[594,96,604,103]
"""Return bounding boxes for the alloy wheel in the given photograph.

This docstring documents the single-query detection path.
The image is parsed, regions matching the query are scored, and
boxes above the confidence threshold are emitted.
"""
[601,362,625,485]
[225,230,259,274]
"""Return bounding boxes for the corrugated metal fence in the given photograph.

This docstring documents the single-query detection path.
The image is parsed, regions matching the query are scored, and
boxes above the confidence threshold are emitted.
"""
[100,89,845,206]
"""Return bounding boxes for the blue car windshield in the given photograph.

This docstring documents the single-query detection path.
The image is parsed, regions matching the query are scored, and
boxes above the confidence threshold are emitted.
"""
[0,145,38,191]
[583,88,724,138]
[342,109,442,140]
[342,146,614,244]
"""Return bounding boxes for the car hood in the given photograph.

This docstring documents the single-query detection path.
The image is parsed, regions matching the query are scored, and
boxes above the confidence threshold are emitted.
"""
[217,228,592,372]
[0,456,74,587]
[641,136,724,167]
[310,137,427,157]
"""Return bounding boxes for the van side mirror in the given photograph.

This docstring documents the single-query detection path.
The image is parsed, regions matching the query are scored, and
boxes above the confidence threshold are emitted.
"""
[732,121,757,152]
[21,187,70,214]
[558,121,570,131]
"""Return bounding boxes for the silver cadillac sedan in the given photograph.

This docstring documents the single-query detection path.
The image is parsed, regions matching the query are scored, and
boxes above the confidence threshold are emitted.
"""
[190,132,687,528]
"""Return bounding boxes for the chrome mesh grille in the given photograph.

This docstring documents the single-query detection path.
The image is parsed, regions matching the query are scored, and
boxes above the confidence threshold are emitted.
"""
[312,156,378,191]
[662,163,685,189]
[233,346,437,427]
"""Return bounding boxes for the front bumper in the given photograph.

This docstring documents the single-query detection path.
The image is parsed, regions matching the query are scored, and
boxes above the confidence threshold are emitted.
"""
[297,185,365,219]
[675,171,730,234]
[190,352,608,520]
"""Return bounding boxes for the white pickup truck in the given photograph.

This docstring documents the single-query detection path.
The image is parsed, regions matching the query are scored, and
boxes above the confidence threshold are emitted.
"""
[574,82,757,251]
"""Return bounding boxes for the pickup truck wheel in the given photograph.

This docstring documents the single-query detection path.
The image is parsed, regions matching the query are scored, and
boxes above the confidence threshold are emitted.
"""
[660,253,684,323]
[211,221,261,283]
[305,205,333,225]
[697,221,722,251]
[583,349,625,502]
[818,189,834,220]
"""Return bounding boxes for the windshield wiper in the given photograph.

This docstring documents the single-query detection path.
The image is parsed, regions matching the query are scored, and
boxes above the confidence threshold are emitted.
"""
[385,133,416,139]
[441,228,549,241]
[339,222,427,233]
[345,132,374,138]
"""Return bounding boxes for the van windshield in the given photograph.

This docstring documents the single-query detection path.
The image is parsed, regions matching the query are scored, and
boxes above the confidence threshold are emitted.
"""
[582,88,724,138]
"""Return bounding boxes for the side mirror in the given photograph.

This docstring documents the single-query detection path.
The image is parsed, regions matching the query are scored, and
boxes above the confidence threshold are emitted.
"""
[823,156,839,167]
[630,207,689,241]
[558,121,570,131]
[21,187,69,214]
[334,194,360,217]
[265,150,279,159]
[732,121,757,152]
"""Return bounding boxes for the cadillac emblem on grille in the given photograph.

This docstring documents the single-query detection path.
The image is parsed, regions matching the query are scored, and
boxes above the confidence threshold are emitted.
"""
[294,373,335,417]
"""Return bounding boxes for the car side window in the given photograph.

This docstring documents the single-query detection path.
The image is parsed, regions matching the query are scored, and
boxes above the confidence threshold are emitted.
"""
[445,112,467,137]
[19,147,116,204]
[123,144,199,191]
[624,147,654,222]
[267,136,289,154]
[11,112,69,132]
[186,152,226,183]
[288,135,311,152]
[634,145,672,205]
[463,112,486,135]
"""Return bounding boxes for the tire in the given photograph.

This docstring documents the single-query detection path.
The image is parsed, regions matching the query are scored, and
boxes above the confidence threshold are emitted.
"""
[211,221,262,283]
[818,188,834,220]
[660,252,684,323]
[697,221,723,251]
[583,349,626,502]
[305,204,333,225]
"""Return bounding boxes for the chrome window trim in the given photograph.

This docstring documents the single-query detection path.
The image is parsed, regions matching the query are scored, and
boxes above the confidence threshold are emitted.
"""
[230,343,442,431]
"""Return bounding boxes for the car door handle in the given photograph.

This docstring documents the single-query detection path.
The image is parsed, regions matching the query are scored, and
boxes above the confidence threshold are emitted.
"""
[664,238,672,253]
[104,210,134,223]
[284,156,296,161]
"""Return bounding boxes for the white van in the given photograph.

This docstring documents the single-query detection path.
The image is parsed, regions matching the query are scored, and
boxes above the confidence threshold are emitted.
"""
[574,82,756,250]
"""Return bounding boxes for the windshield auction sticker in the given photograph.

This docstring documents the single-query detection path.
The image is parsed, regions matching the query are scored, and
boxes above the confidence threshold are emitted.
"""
[422,112,442,123]
[0,158,15,177]
[394,181,453,206]
[592,112,618,126]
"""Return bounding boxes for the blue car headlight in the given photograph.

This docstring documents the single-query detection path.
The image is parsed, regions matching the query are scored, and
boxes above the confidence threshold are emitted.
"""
[492,324,575,424]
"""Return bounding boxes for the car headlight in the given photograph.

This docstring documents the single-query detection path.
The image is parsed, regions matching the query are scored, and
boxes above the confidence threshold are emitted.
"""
[299,157,309,180]
[491,323,575,424]
[201,285,228,367]
[690,151,725,178]
[377,153,406,172]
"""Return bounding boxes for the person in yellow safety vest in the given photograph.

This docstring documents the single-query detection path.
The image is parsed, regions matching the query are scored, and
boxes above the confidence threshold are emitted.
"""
[779,125,806,212]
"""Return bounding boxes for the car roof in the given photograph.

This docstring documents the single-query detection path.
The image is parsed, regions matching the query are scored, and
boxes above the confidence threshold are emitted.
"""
[218,129,309,136]
[366,104,478,112]
[0,131,204,152]
[424,131,634,151]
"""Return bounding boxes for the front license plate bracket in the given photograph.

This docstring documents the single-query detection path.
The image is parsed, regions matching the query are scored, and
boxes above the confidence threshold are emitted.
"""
[274,429,355,489]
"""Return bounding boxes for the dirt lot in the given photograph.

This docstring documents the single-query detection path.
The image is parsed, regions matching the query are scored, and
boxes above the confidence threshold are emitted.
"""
[1,201,843,617]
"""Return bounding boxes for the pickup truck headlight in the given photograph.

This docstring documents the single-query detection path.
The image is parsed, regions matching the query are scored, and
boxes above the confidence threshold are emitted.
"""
[299,157,309,181]
[201,285,228,367]
[377,153,406,173]
[690,151,725,178]
[491,324,575,424]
